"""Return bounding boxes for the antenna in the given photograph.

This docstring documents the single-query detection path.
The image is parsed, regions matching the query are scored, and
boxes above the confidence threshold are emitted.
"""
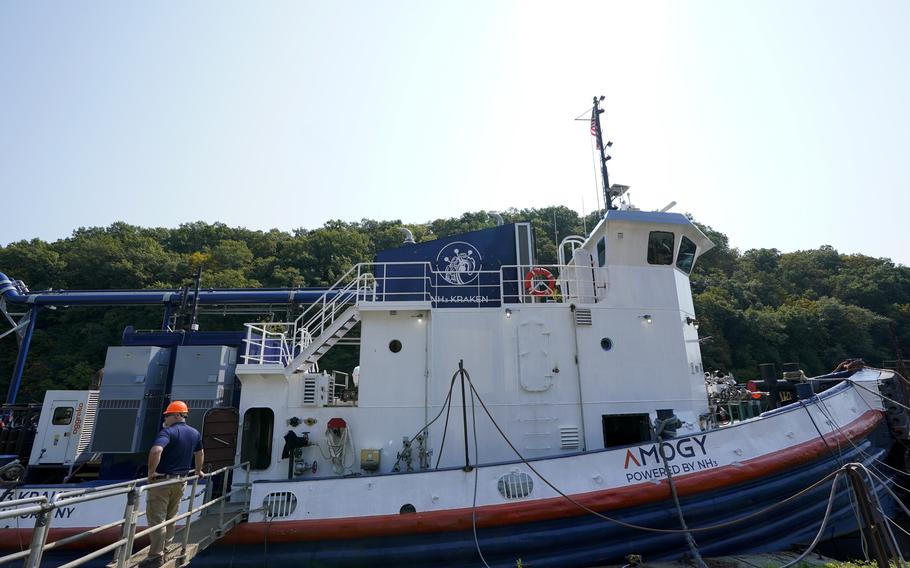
[590,95,616,212]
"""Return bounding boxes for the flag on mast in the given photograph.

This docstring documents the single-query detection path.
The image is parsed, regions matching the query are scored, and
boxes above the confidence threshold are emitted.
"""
[590,111,601,149]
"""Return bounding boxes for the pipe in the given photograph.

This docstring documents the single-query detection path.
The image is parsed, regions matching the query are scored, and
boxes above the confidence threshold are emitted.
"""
[5,305,38,404]
[399,228,416,245]
[0,273,335,307]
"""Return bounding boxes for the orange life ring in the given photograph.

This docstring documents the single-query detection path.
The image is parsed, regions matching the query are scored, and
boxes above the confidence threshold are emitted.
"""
[524,267,556,297]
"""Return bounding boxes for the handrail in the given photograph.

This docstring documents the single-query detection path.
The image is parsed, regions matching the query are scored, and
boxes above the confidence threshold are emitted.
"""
[0,461,251,568]
[238,260,609,368]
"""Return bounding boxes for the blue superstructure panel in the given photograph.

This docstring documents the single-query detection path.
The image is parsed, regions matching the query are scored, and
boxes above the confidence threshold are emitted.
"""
[375,224,520,308]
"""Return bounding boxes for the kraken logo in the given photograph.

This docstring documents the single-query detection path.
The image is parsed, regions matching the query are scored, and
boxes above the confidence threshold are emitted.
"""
[436,241,483,285]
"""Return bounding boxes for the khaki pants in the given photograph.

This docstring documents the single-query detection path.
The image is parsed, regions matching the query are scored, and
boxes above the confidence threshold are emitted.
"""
[146,481,185,557]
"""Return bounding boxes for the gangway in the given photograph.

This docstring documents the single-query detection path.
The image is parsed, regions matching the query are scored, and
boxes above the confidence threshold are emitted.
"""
[0,462,250,568]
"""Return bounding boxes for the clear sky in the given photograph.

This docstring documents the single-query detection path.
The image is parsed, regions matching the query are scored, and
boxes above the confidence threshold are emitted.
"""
[1,1,908,265]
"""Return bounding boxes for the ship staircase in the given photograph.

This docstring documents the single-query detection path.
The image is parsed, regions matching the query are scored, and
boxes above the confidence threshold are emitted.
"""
[0,463,250,568]
[240,265,375,375]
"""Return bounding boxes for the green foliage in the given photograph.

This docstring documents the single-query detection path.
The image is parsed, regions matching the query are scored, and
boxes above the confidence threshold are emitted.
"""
[1,210,908,400]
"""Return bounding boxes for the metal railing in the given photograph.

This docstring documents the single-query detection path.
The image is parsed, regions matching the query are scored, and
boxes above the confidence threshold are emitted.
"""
[0,462,251,568]
[239,261,610,366]
[242,322,301,365]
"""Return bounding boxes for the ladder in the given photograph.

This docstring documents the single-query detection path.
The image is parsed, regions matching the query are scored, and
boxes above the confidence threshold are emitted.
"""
[286,305,360,372]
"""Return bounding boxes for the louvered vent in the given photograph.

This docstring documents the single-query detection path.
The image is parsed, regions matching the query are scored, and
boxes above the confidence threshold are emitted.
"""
[263,491,298,518]
[99,399,141,409]
[302,376,318,405]
[76,392,100,456]
[497,471,534,499]
[574,308,593,326]
[560,426,581,450]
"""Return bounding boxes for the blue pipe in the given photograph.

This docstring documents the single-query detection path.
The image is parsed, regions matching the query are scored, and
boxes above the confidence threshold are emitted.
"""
[5,305,38,404]
[0,272,335,306]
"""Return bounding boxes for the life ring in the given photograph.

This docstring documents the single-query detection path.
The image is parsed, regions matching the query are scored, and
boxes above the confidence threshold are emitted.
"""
[524,267,556,297]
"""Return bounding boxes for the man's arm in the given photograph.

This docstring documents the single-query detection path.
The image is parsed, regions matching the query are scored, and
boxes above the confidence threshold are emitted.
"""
[194,449,204,477]
[148,446,164,482]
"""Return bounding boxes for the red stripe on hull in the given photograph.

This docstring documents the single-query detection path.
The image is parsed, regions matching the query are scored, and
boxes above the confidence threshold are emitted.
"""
[0,409,884,550]
[224,409,883,544]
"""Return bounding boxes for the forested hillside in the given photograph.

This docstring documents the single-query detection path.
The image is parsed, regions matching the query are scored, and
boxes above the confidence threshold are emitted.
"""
[1,207,908,402]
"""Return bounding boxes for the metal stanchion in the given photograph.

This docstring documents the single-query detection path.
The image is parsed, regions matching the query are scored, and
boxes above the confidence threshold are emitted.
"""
[114,488,140,568]
[180,475,201,560]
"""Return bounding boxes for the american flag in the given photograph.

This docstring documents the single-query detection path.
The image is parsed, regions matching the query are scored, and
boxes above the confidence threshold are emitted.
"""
[590,112,601,149]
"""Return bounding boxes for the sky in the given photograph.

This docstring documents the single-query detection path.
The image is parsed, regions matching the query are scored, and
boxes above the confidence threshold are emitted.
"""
[1,1,909,265]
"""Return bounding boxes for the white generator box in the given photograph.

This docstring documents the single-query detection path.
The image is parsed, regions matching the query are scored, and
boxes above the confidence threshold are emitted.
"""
[29,390,100,466]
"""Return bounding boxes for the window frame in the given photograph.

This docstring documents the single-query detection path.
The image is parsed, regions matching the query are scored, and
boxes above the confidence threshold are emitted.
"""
[675,235,698,274]
[596,237,607,267]
[52,406,74,426]
[646,231,675,265]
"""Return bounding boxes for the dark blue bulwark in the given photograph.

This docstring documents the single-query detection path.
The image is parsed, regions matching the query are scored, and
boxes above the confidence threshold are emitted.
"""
[374,224,520,308]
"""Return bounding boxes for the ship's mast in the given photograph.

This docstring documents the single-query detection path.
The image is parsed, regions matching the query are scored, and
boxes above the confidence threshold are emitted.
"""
[590,95,616,211]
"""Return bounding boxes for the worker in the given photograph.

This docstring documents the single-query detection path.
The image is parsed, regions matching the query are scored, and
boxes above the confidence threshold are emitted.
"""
[145,400,204,564]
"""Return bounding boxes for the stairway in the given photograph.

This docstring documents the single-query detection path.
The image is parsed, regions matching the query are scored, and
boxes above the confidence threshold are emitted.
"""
[286,305,360,373]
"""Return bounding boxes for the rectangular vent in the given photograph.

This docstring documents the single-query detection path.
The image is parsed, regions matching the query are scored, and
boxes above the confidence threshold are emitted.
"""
[574,308,592,326]
[99,399,141,409]
[560,426,581,450]
[302,376,318,405]
[186,399,216,409]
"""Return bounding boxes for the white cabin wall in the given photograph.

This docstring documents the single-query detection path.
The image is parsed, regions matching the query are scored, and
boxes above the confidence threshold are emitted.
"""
[358,309,428,408]
[573,265,708,449]
[427,309,502,468]
[428,307,585,467]
[354,309,432,471]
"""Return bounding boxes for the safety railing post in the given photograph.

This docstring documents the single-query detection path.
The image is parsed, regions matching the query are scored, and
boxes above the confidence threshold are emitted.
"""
[114,487,140,568]
[180,475,200,560]
[243,324,252,363]
[23,508,51,568]
[245,462,251,506]
[218,471,229,529]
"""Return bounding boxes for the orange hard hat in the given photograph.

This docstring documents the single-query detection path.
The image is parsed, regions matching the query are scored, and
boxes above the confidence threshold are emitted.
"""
[164,401,189,415]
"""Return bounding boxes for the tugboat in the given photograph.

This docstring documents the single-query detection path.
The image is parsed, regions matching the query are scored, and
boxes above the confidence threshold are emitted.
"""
[1,97,907,567]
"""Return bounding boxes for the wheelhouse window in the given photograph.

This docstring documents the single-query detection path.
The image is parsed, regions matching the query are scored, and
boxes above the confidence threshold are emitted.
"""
[647,231,675,265]
[241,408,274,470]
[676,236,697,274]
[596,237,607,267]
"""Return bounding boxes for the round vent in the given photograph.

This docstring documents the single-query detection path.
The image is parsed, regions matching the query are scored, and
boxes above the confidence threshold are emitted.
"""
[497,471,534,500]
[263,491,298,518]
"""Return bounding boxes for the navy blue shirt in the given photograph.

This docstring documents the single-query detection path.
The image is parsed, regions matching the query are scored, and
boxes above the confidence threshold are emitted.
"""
[152,422,203,475]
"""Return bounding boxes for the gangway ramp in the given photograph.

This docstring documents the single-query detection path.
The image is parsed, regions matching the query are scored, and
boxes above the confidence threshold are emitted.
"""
[112,501,247,568]
[0,463,250,568]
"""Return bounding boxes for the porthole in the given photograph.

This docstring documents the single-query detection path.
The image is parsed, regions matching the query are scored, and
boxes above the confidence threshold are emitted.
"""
[400,503,416,514]
[600,338,613,351]
[389,339,402,353]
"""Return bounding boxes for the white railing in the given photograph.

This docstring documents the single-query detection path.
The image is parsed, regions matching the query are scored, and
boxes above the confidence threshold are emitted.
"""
[499,263,608,304]
[0,462,251,568]
[242,323,297,365]
[240,261,608,366]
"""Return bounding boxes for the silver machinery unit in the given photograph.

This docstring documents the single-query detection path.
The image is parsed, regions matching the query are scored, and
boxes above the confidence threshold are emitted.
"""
[29,390,99,466]
[91,346,171,453]
[170,346,238,432]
